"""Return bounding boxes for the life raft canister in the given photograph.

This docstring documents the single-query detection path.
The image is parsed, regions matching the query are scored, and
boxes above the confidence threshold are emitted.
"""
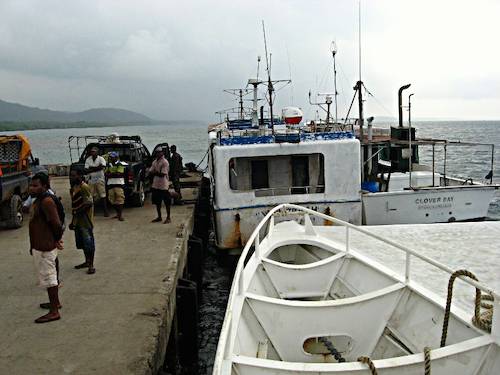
[282,107,303,125]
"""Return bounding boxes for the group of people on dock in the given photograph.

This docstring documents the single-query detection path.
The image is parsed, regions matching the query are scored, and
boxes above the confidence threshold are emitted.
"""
[26,145,183,324]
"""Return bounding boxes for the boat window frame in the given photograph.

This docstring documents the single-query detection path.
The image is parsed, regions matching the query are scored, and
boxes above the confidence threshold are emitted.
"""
[228,153,326,196]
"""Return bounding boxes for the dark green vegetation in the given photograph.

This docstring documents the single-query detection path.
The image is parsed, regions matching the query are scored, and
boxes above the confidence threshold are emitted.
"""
[0,121,152,131]
[0,99,154,130]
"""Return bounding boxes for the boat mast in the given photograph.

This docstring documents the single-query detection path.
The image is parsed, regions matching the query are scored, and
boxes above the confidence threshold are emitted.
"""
[357,0,364,181]
[331,41,338,123]
[262,21,275,134]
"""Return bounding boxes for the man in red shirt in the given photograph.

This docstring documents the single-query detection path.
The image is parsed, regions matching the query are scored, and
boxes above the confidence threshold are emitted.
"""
[29,173,64,323]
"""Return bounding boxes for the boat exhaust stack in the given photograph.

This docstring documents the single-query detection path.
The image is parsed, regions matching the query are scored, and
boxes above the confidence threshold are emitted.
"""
[398,84,411,127]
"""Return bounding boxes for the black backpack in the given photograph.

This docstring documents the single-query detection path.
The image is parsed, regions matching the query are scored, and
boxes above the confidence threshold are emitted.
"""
[40,192,66,231]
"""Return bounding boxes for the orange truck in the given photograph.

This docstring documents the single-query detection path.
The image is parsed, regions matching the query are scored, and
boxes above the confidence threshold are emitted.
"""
[0,134,46,228]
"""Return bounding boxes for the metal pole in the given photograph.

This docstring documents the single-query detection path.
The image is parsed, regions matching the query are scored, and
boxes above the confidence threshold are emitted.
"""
[443,143,447,186]
[408,93,414,188]
[491,145,495,184]
[432,144,435,186]
[331,42,338,123]
[357,81,364,182]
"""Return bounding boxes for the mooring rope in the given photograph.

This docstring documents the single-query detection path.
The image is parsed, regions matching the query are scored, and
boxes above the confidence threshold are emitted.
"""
[358,356,378,375]
[440,269,494,347]
[424,347,431,375]
[318,337,345,362]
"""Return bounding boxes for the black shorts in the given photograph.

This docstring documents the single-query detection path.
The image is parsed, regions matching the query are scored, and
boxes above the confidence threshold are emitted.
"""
[151,188,171,206]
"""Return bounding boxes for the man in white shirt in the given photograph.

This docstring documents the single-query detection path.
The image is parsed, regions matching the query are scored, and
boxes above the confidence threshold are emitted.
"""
[84,147,109,216]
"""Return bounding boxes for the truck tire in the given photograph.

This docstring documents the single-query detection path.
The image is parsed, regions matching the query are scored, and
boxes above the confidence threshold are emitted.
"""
[6,194,24,229]
[132,181,145,207]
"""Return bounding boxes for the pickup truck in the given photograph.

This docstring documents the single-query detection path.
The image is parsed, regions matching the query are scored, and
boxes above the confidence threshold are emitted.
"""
[68,135,169,207]
[0,134,46,228]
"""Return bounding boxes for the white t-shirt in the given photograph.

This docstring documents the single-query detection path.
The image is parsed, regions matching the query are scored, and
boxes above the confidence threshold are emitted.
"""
[84,155,106,183]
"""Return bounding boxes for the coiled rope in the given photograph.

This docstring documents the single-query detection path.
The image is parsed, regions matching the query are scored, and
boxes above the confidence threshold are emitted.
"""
[358,356,377,375]
[440,269,494,347]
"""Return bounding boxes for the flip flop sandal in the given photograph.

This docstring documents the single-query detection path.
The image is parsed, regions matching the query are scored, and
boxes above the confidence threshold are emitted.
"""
[35,313,60,324]
[39,303,62,309]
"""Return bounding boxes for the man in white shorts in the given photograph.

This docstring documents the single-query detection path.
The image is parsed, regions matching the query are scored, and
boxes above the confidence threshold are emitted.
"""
[84,146,109,216]
[29,173,64,323]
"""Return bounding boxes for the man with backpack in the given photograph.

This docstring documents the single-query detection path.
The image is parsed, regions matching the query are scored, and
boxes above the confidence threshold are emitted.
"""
[29,172,64,323]
[69,168,96,274]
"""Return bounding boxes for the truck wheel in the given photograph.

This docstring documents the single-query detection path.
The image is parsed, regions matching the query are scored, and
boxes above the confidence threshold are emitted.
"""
[132,181,145,207]
[7,195,23,229]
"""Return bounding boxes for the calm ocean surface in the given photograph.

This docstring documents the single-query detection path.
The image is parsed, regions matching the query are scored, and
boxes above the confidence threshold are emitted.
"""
[6,120,499,374]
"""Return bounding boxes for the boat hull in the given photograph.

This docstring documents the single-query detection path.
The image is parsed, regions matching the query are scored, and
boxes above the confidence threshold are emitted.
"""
[362,186,497,225]
[214,201,362,250]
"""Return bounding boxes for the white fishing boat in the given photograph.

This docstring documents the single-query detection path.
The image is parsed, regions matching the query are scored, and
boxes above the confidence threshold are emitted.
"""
[213,204,499,374]
[308,75,498,226]
[208,55,362,250]
[356,84,498,225]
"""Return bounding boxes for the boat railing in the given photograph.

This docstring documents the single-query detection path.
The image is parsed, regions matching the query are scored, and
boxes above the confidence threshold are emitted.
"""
[235,203,499,323]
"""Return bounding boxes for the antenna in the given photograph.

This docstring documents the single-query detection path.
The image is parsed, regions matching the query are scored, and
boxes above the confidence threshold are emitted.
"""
[358,0,362,82]
[330,41,338,123]
[256,56,261,81]
[262,20,275,132]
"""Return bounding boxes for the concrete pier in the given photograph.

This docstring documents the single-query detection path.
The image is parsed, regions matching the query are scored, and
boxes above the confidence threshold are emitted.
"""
[0,176,200,374]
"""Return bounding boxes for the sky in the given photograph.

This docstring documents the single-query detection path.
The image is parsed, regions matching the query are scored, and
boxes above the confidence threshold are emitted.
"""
[0,0,499,121]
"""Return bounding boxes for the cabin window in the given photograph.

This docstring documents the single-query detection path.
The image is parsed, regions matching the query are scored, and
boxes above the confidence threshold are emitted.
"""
[228,154,325,196]
[251,160,269,189]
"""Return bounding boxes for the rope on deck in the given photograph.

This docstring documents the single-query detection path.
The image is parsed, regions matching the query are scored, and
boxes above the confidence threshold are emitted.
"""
[358,356,378,375]
[440,269,494,347]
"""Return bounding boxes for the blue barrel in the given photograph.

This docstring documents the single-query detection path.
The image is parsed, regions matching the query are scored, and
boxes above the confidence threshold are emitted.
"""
[361,181,379,192]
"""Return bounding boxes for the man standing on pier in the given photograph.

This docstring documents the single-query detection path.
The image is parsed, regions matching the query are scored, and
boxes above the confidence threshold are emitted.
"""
[105,152,126,221]
[169,145,183,204]
[84,146,109,217]
[28,172,64,323]
[70,169,96,274]
[148,148,171,224]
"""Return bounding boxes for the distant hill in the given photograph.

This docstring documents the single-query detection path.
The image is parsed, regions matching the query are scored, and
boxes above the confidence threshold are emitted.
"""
[0,99,152,123]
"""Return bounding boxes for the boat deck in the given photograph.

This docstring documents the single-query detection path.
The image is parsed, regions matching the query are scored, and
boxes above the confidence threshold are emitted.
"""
[320,221,500,307]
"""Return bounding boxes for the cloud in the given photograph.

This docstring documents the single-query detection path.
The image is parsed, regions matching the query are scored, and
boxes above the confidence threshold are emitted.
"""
[0,0,499,120]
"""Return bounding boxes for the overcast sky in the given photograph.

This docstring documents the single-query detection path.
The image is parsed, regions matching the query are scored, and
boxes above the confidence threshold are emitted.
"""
[1,0,499,121]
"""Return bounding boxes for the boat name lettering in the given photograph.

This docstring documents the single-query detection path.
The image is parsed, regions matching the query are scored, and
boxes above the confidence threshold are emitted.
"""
[415,196,453,205]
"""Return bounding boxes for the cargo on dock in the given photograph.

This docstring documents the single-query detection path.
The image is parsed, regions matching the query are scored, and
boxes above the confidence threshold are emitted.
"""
[0,173,206,374]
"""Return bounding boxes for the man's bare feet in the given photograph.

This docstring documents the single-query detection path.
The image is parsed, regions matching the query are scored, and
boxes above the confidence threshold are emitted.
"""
[118,217,125,221]
[164,217,171,224]
[151,217,162,223]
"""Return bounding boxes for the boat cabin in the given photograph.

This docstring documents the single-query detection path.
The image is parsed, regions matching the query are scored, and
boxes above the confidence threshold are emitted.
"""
[208,124,362,250]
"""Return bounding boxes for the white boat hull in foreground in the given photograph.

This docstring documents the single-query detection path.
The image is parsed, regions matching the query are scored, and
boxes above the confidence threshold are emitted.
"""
[214,204,500,374]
